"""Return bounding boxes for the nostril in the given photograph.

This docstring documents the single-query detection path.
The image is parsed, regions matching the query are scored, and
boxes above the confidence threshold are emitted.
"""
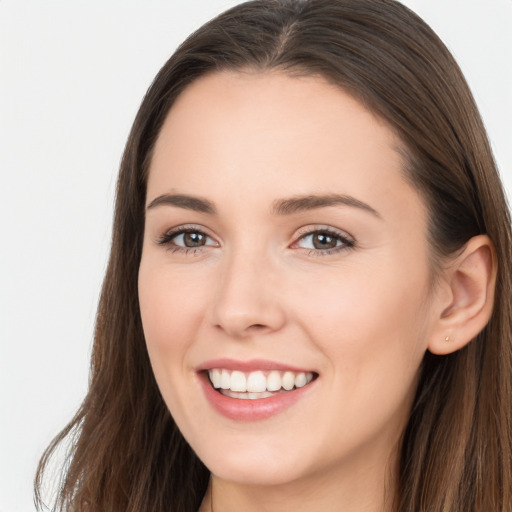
[245,323,273,334]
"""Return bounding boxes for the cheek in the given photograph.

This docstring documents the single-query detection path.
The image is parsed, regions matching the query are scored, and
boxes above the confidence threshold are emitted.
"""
[138,260,214,421]
[292,257,431,381]
[287,263,430,450]
[138,261,210,347]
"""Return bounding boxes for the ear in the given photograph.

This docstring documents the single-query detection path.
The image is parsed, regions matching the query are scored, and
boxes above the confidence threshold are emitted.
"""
[428,235,497,355]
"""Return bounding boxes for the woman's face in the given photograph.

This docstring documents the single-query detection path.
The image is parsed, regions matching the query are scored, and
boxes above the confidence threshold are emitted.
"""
[139,71,439,488]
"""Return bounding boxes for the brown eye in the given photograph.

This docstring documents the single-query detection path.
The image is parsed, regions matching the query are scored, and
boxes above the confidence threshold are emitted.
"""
[294,228,354,253]
[158,228,217,249]
[182,231,207,247]
[312,232,338,250]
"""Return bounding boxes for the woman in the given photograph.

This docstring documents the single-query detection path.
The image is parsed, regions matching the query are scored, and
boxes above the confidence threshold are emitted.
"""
[35,0,512,511]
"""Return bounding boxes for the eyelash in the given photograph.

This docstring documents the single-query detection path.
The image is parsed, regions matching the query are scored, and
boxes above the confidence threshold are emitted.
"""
[156,225,355,256]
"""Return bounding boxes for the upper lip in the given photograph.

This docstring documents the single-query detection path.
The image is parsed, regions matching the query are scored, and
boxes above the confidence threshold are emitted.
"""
[196,358,316,373]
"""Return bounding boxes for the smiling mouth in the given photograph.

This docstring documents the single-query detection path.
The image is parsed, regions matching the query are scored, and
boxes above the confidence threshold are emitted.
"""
[207,369,317,400]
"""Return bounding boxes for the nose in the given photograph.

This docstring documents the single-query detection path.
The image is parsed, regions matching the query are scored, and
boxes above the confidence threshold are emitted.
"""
[210,249,286,339]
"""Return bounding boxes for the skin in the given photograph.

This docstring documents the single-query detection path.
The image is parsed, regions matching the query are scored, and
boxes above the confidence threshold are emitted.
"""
[138,71,450,512]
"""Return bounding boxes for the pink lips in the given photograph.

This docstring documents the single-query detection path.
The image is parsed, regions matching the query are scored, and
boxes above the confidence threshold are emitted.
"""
[197,358,317,421]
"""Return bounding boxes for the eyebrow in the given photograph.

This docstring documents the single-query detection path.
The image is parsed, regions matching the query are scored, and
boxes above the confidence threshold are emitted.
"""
[146,192,381,219]
[146,194,216,214]
[272,194,382,218]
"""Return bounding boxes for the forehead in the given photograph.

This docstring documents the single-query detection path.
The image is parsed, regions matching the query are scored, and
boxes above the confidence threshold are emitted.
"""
[147,70,424,225]
[151,70,400,169]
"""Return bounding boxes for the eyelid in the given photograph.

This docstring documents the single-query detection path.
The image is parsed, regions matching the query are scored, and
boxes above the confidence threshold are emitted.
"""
[292,224,355,243]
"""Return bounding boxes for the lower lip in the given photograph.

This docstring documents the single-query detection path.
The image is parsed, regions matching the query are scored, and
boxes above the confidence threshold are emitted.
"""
[199,373,315,421]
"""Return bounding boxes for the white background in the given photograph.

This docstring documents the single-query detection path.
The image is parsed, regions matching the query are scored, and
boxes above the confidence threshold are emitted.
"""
[1,1,511,510]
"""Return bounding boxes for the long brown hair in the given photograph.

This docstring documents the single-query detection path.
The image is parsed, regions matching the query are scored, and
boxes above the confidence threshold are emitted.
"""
[35,1,512,510]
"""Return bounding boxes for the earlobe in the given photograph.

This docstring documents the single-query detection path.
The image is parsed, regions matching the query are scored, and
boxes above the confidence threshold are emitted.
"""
[428,235,497,356]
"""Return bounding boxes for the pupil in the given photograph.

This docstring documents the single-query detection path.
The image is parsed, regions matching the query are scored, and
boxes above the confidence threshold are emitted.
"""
[313,233,337,250]
[184,231,205,247]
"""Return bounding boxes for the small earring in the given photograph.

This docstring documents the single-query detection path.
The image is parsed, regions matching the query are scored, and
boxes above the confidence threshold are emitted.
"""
[444,335,453,342]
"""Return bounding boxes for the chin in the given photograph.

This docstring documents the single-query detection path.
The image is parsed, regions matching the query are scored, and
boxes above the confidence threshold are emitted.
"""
[209,460,304,487]
[195,440,312,486]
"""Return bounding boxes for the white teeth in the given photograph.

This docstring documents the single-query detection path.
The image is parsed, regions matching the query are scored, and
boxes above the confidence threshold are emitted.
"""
[266,370,282,392]
[210,368,221,388]
[230,371,247,392]
[224,390,275,399]
[207,368,315,395]
[246,371,267,392]
[295,372,307,388]
[220,369,230,389]
[282,371,295,391]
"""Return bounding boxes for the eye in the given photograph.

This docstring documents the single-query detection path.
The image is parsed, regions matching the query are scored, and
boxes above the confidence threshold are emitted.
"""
[173,230,210,248]
[292,227,355,254]
[157,227,218,250]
